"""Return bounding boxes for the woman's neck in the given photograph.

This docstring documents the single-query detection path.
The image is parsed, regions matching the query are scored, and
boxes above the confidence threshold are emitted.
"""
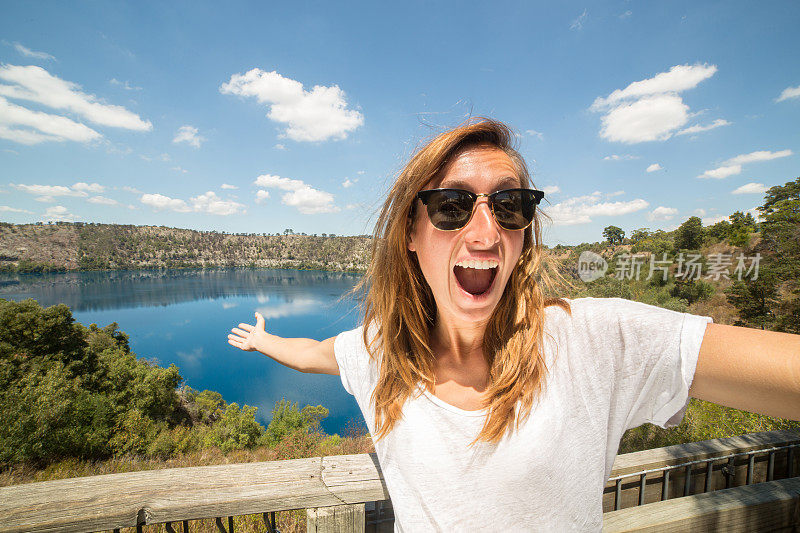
[431,315,488,365]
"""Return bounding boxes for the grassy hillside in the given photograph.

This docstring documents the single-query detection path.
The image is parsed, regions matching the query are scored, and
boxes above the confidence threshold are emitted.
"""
[0,222,371,272]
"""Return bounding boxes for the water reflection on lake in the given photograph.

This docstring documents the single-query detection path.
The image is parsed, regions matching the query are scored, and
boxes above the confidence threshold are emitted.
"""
[0,269,364,435]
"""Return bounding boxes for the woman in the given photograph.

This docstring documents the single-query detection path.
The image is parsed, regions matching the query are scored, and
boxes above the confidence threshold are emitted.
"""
[229,119,799,530]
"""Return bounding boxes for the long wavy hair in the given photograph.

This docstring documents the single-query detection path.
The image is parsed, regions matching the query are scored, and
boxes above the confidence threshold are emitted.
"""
[358,118,570,444]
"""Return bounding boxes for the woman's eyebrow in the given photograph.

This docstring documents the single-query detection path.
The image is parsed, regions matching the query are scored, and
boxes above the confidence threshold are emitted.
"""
[438,176,521,189]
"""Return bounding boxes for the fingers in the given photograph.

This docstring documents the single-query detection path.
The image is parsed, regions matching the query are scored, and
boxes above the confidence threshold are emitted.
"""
[237,323,255,332]
[255,312,265,330]
[227,337,244,349]
[231,327,249,338]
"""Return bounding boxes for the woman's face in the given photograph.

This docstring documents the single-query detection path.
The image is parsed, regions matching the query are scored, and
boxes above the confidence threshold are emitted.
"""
[408,145,525,327]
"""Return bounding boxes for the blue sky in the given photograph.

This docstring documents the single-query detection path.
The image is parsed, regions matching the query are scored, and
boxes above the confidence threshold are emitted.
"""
[1,1,798,245]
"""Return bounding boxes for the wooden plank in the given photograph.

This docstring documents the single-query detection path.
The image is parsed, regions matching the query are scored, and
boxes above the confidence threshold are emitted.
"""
[322,454,391,504]
[602,477,800,532]
[307,505,366,533]
[1,430,796,532]
[0,457,339,533]
[608,430,800,478]
[603,449,800,511]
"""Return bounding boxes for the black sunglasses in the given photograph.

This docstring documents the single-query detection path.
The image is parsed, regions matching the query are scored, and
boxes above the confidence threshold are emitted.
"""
[415,188,544,231]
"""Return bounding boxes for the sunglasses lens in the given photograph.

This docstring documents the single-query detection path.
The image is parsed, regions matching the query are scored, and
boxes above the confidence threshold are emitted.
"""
[425,190,473,230]
[492,190,536,230]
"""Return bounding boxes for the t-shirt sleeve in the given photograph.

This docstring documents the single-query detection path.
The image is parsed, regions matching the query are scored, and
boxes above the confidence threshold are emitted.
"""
[568,297,712,431]
[333,326,377,412]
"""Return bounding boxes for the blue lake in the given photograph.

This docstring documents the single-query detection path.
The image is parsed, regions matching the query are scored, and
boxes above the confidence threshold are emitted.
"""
[0,269,364,435]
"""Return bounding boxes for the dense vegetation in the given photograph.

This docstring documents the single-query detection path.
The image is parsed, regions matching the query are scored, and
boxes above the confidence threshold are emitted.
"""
[0,298,363,468]
[0,223,370,273]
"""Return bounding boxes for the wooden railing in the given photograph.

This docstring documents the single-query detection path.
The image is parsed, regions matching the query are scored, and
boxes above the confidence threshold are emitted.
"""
[1,430,798,532]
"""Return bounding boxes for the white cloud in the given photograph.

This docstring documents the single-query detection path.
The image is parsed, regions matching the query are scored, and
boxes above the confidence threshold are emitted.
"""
[255,190,270,203]
[676,118,731,136]
[357,170,366,175]
[140,191,245,216]
[699,164,742,179]
[282,187,339,214]
[570,9,587,30]
[44,205,77,221]
[732,182,768,195]
[599,94,690,143]
[604,154,639,161]
[220,68,363,142]
[11,183,88,202]
[648,206,678,221]
[698,150,792,179]
[776,85,800,102]
[72,182,104,193]
[122,186,141,194]
[702,214,728,225]
[619,10,632,19]
[541,185,560,195]
[109,78,142,91]
[646,163,663,172]
[141,193,191,212]
[693,208,707,217]
[171,166,188,174]
[545,191,649,225]
[591,64,717,144]
[274,143,286,150]
[87,195,119,205]
[0,205,32,213]
[726,149,792,165]
[607,190,625,198]
[172,125,205,148]
[591,64,717,109]
[253,173,339,214]
[190,191,245,216]
[0,64,152,130]
[342,178,357,188]
[221,183,238,190]
[13,43,55,61]
[526,129,544,140]
[0,96,102,144]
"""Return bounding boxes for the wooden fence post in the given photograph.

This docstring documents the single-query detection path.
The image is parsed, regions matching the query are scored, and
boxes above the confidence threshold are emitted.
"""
[307,504,366,533]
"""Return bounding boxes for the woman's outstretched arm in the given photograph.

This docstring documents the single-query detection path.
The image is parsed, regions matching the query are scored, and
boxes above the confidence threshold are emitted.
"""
[690,323,800,420]
[227,312,339,375]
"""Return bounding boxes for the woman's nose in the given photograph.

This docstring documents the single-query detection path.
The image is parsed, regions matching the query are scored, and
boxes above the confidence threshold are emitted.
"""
[464,198,500,246]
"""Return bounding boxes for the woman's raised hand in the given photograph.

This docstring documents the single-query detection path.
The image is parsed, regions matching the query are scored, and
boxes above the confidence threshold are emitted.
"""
[228,312,266,352]
[226,312,339,375]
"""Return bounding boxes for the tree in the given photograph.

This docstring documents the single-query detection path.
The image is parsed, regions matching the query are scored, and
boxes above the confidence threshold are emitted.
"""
[603,225,625,245]
[630,228,651,243]
[756,177,800,333]
[674,217,704,250]
[725,269,779,330]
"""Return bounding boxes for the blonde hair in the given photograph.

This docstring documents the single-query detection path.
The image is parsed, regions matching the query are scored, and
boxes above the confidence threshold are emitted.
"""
[358,118,570,444]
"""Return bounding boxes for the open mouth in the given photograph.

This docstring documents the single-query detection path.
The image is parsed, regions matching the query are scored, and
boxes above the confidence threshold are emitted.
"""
[453,259,499,296]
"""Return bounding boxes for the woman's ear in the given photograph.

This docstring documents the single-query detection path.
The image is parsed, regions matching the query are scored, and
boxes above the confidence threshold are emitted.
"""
[407,202,417,252]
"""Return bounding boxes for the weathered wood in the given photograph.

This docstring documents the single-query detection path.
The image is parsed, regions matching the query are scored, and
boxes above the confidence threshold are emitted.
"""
[307,504,366,533]
[602,430,800,512]
[0,457,336,533]
[0,430,797,533]
[322,454,391,504]
[608,429,800,478]
[602,477,800,532]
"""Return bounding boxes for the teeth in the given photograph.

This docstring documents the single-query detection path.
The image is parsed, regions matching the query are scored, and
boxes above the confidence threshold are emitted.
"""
[455,259,499,270]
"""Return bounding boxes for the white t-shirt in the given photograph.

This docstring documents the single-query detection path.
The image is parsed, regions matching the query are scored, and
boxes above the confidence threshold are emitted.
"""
[334,297,713,531]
